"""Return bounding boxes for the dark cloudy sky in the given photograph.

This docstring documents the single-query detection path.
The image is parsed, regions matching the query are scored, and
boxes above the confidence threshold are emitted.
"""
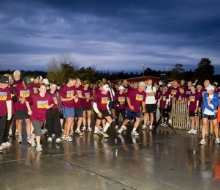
[1,0,220,73]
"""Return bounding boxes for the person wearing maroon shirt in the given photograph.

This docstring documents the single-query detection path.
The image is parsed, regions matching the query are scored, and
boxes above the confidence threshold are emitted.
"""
[2,74,15,148]
[30,74,40,94]
[185,81,192,98]
[122,80,131,95]
[93,84,112,136]
[26,83,54,151]
[0,76,12,152]
[157,86,169,125]
[82,80,93,132]
[14,77,32,143]
[114,86,126,130]
[168,81,180,124]
[74,78,84,136]
[187,86,199,134]
[45,80,62,143]
[118,82,146,136]
[59,76,77,141]
[177,87,187,102]
[12,70,22,87]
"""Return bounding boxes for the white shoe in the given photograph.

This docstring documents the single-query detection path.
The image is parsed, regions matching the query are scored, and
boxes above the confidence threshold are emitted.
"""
[131,130,139,136]
[55,138,62,143]
[17,136,22,143]
[75,129,83,136]
[0,145,3,152]
[6,142,11,147]
[193,130,198,134]
[215,138,220,144]
[200,139,206,145]
[30,139,36,147]
[94,127,101,134]
[115,125,118,130]
[149,125,153,131]
[70,130,74,136]
[9,129,12,136]
[2,143,7,149]
[142,125,147,130]
[88,127,93,132]
[82,127,86,131]
[168,120,172,124]
[36,145,43,152]
[48,137,52,142]
[188,129,194,134]
[118,126,127,134]
[62,135,66,140]
[65,136,73,142]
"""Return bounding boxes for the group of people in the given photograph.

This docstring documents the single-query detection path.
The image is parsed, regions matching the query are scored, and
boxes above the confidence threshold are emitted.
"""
[0,70,219,152]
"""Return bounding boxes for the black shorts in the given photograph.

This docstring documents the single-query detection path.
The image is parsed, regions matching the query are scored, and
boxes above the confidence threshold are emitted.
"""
[189,111,198,117]
[146,104,156,113]
[14,110,30,120]
[75,107,83,118]
[95,110,111,120]
[168,105,172,113]
[83,107,92,111]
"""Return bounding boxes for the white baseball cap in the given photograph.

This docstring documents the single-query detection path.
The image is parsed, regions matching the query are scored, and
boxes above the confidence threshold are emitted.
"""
[42,78,49,85]
[118,86,125,90]
[206,85,214,91]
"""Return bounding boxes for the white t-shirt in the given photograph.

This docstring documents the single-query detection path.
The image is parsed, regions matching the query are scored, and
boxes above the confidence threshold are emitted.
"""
[145,85,156,104]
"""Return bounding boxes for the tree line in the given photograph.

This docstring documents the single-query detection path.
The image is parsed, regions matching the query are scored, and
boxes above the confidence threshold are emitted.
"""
[0,55,219,84]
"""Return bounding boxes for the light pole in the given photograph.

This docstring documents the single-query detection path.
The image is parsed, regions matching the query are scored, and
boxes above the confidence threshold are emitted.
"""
[142,64,145,76]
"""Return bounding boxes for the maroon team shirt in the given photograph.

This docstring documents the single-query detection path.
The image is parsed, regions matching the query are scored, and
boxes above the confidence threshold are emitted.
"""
[82,88,93,109]
[59,85,76,108]
[169,87,180,99]
[27,93,54,122]
[177,92,187,101]
[114,92,126,110]
[126,88,146,112]
[46,90,58,109]
[94,92,110,111]
[30,83,39,94]
[215,88,220,99]
[74,86,83,108]
[155,90,161,102]
[188,92,199,111]
[0,87,11,116]
[159,92,169,109]
[13,79,22,87]
[185,87,191,98]
[14,83,31,111]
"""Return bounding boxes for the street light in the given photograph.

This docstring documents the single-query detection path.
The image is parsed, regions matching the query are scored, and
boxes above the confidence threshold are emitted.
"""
[142,64,145,76]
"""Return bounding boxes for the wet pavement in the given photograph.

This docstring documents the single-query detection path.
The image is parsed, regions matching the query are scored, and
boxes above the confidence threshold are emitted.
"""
[1,124,220,190]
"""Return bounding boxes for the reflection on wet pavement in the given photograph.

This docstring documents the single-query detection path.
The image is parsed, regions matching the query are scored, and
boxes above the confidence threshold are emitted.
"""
[0,125,220,190]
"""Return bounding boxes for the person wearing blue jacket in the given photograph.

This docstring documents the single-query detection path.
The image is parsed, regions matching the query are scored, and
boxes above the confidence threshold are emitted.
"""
[200,85,219,144]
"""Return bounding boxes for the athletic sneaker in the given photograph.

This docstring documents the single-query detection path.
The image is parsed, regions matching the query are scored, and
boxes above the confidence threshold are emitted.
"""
[36,145,43,152]
[70,130,74,135]
[88,127,93,132]
[48,137,52,142]
[188,129,194,134]
[75,129,83,136]
[0,145,3,152]
[168,120,172,124]
[215,138,220,144]
[82,127,86,131]
[149,125,153,131]
[17,136,22,143]
[94,127,101,134]
[118,126,127,134]
[9,129,12,136]
[65,136,73,142]
[200,139,206,145]
[30,139,36,147]
[102,132,109,138]
[115,125,118,130]
[193,130,198,134]
[6,142,11,147]
[131,130,139,136]
[62,135,66,140]
[55,138,62,143]
[2,143,7,149]
[142,125,147,130]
